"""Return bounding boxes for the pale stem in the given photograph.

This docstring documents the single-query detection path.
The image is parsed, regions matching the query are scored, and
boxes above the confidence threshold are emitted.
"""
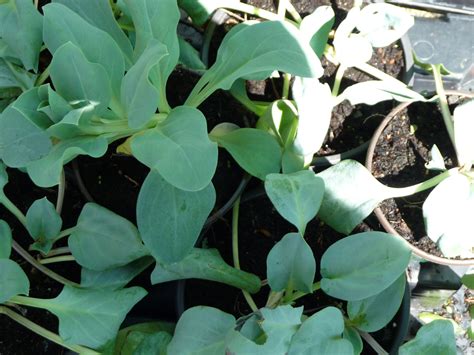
[359,331,388,355]
[286,281,321,303]
[0,306,99,355]
[232,197,259,312]
[44,247,71,258]
[223,1,282,21]
[35,64,50,86]
[283,0,302,23]
[39,255,75,265]
[56,169,65,214]
[0,193,27,228]
[332,65,346,97]
[282,73,291,99]
[54,226,78,242]
[355,62,407,87]
[431,64,456,151]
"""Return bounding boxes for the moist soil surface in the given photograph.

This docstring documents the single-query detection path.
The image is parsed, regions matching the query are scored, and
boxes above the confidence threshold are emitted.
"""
[0,0,409,354]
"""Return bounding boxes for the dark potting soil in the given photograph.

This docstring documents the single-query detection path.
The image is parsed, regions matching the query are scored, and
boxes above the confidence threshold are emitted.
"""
[369,97,468,257]
[1,1,408,354]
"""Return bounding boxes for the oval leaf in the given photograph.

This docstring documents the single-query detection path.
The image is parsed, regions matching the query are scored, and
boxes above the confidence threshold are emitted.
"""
[132,106,218,192]
[288,307,353,355]
[69,203,148,271]
[216,128,282,181]
[266,233,316,293]
[137,170,216,263]
[399,320,456,355]
[26,197,62,254]
[265,171,325,234]
[0,259,29,303]
[348,274,406,332]
[151,248,261,294]
[320,232,411,301]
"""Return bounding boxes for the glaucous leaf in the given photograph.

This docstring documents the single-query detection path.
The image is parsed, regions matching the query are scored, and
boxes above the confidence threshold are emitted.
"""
[53,0,134,67]
[399,320,456,355]
[317,160,391,234]
[265,171,324,234]
[137,171,216,263]
[26,197,62,253]
[186,21,323,106]
[69,203,148,271]
[423,174,474,258]
[151,248,261,293]
[0,58,37,92]
[50,42,112,114]
[0,220,12,259]
[121,40,168,129]
[0,259,29,303]
[300,6,335,58]
[229,79,268,116]
[320,232,411,301]
[281,148,306,174]
[167,306,236,355]
[257,100,298,148]
[357,3,414,48]
[133,331,172,355]
[292,77,333,160]
[266,233,315,293]
[339,80,426,106]
[215,128,281,180]
[226,306,303,354]
[46,101,99,139]
[39,85,72,124]
[0,87,52,168]
[0,0,43,71]
[288,307,353,355]
[125,0,180,112]
[43,3,125,97]
[453,99,474,168]
[425,144,446,171]
[26,136,108,187]
[39,285,147,349]
[0,161,7,189]
[81,257,153,291]
[333,8,372,68]
[343,327,362,355]
[348,274,406,332]
[132,106,218,191]
[178,37,206,72]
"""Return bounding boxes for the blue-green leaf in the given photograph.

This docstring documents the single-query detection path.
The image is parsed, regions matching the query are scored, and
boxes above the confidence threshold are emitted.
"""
[0,259,29,303]
[69,203,148,271]
[26,197,62,254]
[266,233,315,293]
[265,171,324,234]
[214,128,281,181]
[121,40,168,129]
[26,136,108,187]
[399,320,456,355]
[0,0,43,71]
[0,220,12,259]
[167,306,236,355]
[53,0,134,67]
[186,21,323,106]
[132,106,217,191]
[137,170,216,263]
[37,285,147,349]
[43,3,124,98]
[151,248,261,293]
[288,307,353,355]
[50,42,112,114]
[320,232,411,301]
[300,6,335,58]
[348,274,406,332]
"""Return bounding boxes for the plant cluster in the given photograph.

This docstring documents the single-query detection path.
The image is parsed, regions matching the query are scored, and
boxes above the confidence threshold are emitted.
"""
[0,0,467,354]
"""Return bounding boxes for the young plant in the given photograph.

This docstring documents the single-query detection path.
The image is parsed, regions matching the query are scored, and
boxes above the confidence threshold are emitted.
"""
[314,66,474,258]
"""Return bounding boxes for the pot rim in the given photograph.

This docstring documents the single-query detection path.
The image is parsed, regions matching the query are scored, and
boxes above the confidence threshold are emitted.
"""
[365,90,474,266]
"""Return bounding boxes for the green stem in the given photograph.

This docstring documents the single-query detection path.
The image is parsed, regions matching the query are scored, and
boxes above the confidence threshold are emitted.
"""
[283,0,302,23]
[56,169,65,214]
[54,226,77,242]
[35,64,50,86]
[45,247,70,257]
[0,193,27,228]
[232,197,259,312]
[285,281,321,303]
[12,240,79,287]
[355,62,406,86]
[332,65,346,97]
[39,255,75,265]
[282,73,291,99]
[431,64,456,150]
[359,330,388,355]
[0,306,99,354]
[11,295,53,310]
[385,168,457,199]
